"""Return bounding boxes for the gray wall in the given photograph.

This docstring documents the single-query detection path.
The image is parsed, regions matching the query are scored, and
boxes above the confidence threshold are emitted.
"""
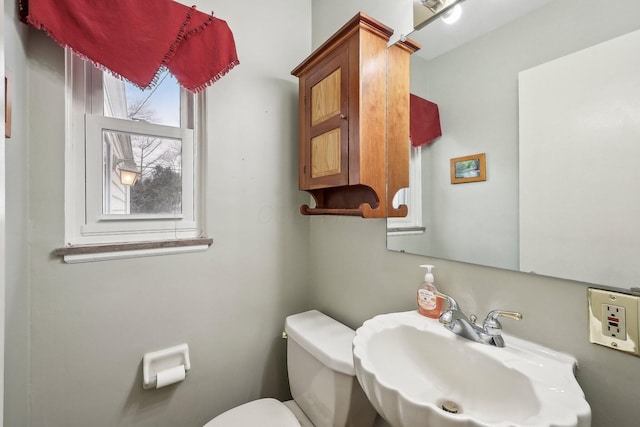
[15,1,311,426]
[4,0,30,425]
[309,1,640,427]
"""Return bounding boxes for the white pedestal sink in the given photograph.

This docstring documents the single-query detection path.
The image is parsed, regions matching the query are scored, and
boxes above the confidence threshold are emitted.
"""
[353,311,591,427]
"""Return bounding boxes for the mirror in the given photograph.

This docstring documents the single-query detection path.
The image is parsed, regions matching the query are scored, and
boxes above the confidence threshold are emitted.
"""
[387,0,640,288]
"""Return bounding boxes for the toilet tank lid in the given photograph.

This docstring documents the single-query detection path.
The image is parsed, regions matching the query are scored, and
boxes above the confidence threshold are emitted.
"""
[285,310,355,376]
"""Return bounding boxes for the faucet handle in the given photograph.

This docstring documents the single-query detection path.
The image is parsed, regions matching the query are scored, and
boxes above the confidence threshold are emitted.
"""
[487,310,523,321]
[434,292,458,326]
[435,291,459,310]
[483,310,523,336]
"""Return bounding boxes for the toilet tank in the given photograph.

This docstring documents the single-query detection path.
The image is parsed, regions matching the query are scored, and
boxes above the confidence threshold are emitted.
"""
[284,310,376,427]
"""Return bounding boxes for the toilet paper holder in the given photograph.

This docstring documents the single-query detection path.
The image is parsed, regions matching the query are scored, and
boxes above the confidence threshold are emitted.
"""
[142,343,191,390]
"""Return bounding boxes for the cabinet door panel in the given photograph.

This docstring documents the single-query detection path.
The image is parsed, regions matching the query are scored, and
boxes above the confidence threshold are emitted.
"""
[311,128,341,178]
[301,46,349,189]
[311,68,341,127]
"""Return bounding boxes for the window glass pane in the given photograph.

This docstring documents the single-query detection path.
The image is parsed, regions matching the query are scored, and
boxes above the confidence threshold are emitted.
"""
[103,70,181,127]
[392,188,409,209]
[102,130,183,215]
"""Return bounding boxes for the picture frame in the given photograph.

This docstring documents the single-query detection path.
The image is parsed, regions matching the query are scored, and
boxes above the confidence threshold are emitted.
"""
[450,153,486,184]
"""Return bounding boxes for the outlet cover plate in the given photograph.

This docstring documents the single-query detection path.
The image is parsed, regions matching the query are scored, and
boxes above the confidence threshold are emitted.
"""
[588,288,639,355]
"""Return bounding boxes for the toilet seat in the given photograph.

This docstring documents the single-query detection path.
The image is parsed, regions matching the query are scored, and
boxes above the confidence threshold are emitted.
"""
[204,398,300,427]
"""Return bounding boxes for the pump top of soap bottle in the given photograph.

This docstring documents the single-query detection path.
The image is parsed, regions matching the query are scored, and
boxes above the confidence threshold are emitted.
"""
[421,264,435,283]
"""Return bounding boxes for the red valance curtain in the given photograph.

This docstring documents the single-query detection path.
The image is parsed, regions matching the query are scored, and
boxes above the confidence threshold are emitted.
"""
[20,0,239,92]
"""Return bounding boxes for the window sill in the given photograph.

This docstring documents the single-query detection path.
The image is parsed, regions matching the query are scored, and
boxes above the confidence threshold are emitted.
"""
[54,237,213,263]
[386,226,426,236]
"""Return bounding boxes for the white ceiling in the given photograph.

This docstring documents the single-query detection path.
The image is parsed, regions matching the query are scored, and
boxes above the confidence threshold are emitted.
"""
[410,0,555,61]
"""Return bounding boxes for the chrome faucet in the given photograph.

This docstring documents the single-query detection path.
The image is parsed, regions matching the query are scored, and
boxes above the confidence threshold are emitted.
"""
[435,292,523,347]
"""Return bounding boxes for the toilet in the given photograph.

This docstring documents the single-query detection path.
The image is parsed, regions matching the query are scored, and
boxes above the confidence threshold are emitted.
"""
[204,310,377,427]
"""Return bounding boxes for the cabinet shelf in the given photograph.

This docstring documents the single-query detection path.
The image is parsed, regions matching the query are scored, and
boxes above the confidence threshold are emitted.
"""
[300,184,380,217]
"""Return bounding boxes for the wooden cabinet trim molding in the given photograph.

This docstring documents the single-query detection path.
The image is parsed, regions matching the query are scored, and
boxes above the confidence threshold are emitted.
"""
[291,12,393,77]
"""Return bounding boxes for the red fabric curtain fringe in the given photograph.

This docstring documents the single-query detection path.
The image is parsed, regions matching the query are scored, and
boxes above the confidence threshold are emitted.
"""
[20,0,239,93]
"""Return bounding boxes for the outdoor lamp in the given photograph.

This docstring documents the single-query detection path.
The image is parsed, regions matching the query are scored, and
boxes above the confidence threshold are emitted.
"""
[115,159,140,186]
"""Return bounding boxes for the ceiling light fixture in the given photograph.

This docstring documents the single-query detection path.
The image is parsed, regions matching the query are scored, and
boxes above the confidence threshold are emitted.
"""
[441,3,462,24]
[415,0,464,30]
[421,0,442,10]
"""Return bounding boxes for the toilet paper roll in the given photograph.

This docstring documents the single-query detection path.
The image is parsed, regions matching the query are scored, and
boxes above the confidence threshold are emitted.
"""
[155,364,186,389]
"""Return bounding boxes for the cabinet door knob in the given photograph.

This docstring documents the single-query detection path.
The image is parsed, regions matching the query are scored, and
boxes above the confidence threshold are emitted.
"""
[340,114,347,120]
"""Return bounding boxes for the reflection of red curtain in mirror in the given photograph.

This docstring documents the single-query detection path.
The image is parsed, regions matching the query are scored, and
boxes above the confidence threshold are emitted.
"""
[19,0,239,92]
[410,94,442,147]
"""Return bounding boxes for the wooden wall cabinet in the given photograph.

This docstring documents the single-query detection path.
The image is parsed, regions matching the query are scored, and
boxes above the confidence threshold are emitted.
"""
[291,13,419,218]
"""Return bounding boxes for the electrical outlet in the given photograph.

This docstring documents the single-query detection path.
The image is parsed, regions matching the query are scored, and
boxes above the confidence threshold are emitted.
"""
[602,304,626,339]
[588,288,640,356]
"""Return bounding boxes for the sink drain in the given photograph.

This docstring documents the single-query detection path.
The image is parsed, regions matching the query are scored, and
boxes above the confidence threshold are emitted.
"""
[439,400,461,414]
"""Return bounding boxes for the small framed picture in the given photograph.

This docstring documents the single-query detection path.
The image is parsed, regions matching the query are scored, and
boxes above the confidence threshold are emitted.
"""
[450,153,486,184]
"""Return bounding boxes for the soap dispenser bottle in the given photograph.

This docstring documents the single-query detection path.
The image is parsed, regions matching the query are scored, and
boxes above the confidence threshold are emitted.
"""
[417,265,442,318]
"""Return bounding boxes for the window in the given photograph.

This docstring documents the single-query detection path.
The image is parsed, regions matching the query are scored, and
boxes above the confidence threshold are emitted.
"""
[62,50,209,262]
[387,146,424,235]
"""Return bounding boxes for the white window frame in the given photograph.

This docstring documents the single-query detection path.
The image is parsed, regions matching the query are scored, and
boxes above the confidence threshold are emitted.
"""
[387,145,424,235]
[63,50,208,261]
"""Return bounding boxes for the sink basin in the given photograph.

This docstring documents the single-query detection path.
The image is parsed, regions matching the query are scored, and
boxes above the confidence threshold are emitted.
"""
[352,311,591,427]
